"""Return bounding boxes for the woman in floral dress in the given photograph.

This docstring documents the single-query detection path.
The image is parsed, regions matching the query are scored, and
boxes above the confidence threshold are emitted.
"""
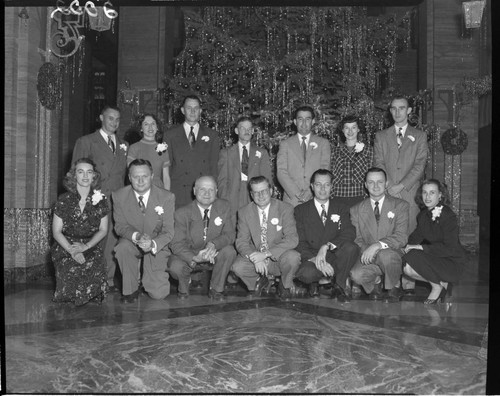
[127,113,171,190]
[51,158,109,305]
[402,179,467,304]
[330,115,374,208]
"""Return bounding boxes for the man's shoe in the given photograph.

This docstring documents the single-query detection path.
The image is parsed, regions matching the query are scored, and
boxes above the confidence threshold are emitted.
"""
[254,276,269,297]
[332,284,351,303]
[369,282,383,301]
[177,292,189,300]
[208,289,226,301]
[247,290,256,298]
[278,281,291,301]
[403,288,416,296]
[108,285,120,294]
[120,289,139,303]
[308,282,320,299]
[385,286,404,303]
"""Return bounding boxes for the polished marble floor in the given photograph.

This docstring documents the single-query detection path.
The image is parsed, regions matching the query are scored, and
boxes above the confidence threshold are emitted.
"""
[4,253,490,394]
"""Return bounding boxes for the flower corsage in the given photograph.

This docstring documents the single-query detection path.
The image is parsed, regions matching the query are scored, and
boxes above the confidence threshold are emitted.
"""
[156,142,168,154]
[91,190,105,205]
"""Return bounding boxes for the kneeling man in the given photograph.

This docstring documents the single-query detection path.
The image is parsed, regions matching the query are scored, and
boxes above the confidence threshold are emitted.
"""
[294,169,359,301]
[350,167,409,302]
[113,159,175,303]
[232,176,300,301]
[169,176,236,300]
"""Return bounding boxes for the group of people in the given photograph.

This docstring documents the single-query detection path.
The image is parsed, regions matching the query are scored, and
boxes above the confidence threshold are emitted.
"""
[51,94,467,306]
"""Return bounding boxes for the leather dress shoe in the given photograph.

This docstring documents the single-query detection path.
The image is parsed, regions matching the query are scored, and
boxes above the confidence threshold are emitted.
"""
[278,281,291,301]
[385,286,404,303]
[177,292,189,300]
[308,282,320,299]
[208,289,226,301]
[254,276,269,297]
[403,288,416,296]
[108,285,120,294]
[331,284,351,302]
[369,282,383,301]
[120,289,140,303]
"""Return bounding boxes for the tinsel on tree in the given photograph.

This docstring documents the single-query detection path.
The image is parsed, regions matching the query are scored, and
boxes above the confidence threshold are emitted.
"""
[163,6,415,149]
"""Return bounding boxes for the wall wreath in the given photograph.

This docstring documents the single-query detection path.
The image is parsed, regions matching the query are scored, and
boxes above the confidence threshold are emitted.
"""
[441,127,468,156]
[37,63,61,110]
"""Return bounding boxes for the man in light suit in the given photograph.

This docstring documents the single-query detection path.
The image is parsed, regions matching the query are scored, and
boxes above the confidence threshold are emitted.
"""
[350,167,409,303]
[217,116,272,216]
[164,95,220,208]
[294,169,359,302]
[374,96,428,293]
[72,105,128,291]
[232,176,300,301]
[112,159,175,303]
[277,106,331,207]
[168,176,236,301]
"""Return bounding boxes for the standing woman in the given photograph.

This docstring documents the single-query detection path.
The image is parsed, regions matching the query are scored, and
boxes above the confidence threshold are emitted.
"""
[51,158,109,305]
[403,179,467,304]
[330,115,374,207]
[127,113,171,190]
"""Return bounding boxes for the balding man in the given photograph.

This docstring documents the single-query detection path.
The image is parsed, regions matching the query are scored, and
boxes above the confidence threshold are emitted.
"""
[168,176,236,300]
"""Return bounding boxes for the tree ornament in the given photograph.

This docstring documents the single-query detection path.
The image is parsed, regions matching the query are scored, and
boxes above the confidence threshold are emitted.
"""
[441,127,468,155]
[37,62,62,110]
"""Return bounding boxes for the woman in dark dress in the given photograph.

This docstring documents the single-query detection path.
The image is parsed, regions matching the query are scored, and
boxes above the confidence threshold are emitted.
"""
[51,158,109,306]
[402,179,467,304]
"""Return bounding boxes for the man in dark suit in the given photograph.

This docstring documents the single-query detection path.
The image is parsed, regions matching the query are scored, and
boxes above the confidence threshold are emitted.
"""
[72,105,128,291]
[349,167,409,303]
[164,95,220,208]
[217,116,272,216]
[232,176,300,301]
[374,95,428,293]
[168,176,236,301]
[294,169,359,302]
[112,159,175,303]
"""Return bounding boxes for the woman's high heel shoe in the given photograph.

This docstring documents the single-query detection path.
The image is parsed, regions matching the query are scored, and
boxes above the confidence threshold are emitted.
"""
[423,283,453,305]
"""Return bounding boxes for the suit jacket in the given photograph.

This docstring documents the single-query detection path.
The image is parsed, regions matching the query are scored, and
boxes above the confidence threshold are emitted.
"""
[169,198,235,264]
[164,124,220,207]
[277,133,331,206]
[112,185,175,253]
[72,130,128,197]
[350,195,409,252]
[217,143,272,213]
[373,125,428,205]
[236,198,298,260]
[294,198,355,261]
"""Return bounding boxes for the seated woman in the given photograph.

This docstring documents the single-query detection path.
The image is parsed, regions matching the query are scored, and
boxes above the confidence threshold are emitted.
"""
[402,179,467,304]
[51,158,109,306]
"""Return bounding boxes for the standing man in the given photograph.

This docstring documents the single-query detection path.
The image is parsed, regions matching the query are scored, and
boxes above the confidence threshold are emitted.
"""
[349,167,409,303]
[168,176,236,301]
[232,176,300,301]
[294,169,359,302]
[277,106,331,207]
[112,159,175,303]
[217,116,272,216]
[164,95,220,208]
[72,105,128,292]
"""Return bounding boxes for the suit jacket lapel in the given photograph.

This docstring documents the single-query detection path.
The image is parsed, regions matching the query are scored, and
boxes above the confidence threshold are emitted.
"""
[190,201,205,243]
[361,199,378,242]
[231,144,241,173]
[249,203,262,249]
[291,135,304,164]
[127,188,145,233]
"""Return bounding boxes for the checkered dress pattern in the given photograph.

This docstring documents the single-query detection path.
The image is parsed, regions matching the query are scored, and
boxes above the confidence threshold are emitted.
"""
[330,144,374,197]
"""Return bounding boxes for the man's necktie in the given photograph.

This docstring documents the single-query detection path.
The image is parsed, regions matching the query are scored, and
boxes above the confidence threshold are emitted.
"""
[321,204,327,225]
[108,135,115,154]
[203,208,209,241]
[189,126,196,148]
[241,145,249,176]
[301,136,307,161]
[260,210,269,252]
[397,127,403,149]
[138,195,146,214]
[374,201,380,223]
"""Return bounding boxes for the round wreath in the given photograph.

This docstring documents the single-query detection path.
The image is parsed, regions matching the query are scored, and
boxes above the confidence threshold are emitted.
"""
[37,63,61,110]
[441,127,468,155]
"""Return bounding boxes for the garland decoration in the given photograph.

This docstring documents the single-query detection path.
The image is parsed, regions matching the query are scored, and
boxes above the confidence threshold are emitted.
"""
[37,63,62,110]
[441,127,468,156]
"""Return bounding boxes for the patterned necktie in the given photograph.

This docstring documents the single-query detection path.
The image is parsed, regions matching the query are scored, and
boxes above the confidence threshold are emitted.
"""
[138,195,146,214]
[203,208,209,241]
[108,135,115,154]
[189,126,196,148]
[260,210,269,252]
[321,204,327,225]
[301,136,307,161]
[397,127,403,149]
[241,145,249,176]
[374,201,380,223]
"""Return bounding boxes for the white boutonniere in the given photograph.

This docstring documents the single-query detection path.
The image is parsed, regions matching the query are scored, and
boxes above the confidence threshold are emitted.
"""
[91,190,105,205]
[330,214,340,223]
[309,142,318,149]
[155,142,168,154]
[277,225,282,231]
[214,216,223,226]
[431,206,443,222]
[201,136,210,142]
[119,144,127,152]
[387,211,395,220]
[271,218,279,225]
[155,206,164,216]
[255,151,262,158]
[354,142,365,153]
[408,135,415,142]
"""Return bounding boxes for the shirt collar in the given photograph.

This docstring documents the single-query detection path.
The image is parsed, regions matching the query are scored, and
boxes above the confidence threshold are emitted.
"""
[396,124,408,136]
[370,195,386,210]
[100,129,115,142]
[196,203,212,218]
[134,188,151,205]
[183,122,199,135]
[314,198,329,215]
[298,133,311,144]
